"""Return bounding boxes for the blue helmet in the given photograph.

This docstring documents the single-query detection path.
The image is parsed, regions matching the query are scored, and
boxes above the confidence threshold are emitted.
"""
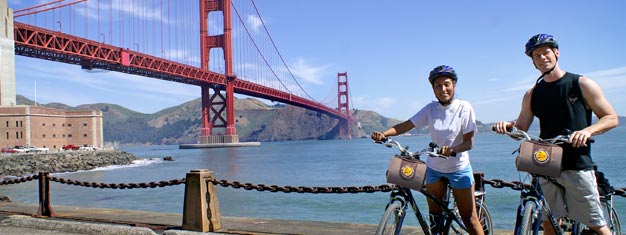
[525,33,558,57]
[428,65,457,85]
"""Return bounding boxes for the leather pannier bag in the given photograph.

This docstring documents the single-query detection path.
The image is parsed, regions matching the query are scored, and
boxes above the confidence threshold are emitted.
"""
[386,155,427,191]
[516,140,563,177]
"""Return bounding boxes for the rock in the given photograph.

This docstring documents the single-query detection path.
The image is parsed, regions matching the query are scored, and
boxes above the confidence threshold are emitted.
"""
[163,156,174,161]
[0,151,139,178]
[0,196,11,202]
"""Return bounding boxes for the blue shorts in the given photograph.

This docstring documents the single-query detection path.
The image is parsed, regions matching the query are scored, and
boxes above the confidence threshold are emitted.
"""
[425,166,474,189]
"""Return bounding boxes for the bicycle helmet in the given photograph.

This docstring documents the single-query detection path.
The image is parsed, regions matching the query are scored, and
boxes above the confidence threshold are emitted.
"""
[428,65,457,85]
[525,33,558,57]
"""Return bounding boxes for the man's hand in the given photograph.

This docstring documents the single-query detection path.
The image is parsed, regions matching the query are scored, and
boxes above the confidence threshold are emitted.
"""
[569,130,592,148]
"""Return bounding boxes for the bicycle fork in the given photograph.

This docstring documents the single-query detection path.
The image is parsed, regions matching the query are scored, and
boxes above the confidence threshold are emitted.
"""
[514,192,563,235]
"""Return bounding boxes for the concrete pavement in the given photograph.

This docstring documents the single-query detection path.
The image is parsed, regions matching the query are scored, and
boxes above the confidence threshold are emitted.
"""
[0,202,513,234]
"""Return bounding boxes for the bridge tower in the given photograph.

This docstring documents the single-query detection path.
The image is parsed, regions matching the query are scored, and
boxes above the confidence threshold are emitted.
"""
[0,0,16,106]
[199,0,238,144]
[337,72,351,139]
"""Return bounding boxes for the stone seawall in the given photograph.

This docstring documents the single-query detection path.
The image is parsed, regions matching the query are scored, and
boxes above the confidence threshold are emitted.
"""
[0,151,138,178]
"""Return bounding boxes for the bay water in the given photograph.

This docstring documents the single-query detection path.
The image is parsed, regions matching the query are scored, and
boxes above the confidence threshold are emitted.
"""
[2,127,626,231]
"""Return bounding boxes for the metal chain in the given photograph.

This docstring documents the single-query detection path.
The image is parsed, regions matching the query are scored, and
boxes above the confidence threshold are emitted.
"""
[0,175,39,185]
[49,176,186,189]
[208,178,397,193]
[3,174,626,198]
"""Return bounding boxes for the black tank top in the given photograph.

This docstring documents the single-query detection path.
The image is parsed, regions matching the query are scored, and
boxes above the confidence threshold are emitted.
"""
[530,72,593,170]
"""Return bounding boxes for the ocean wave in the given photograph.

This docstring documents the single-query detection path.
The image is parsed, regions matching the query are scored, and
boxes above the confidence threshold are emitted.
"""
[52,158,163,175]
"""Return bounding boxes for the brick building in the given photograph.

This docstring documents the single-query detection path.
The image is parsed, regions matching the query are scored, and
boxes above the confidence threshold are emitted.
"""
[0,105,103,150]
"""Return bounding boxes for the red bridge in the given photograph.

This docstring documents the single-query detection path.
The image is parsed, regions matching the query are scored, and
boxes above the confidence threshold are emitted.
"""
[10,0,352,143]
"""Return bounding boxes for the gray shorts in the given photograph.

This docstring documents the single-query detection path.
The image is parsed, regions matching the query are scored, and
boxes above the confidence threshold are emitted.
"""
[539,169,606,227]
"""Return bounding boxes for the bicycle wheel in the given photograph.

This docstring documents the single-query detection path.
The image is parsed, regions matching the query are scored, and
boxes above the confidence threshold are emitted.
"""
[518,201,537,235]
[476,201,494,235]
[376,201,405,235]
[607,206,622,235]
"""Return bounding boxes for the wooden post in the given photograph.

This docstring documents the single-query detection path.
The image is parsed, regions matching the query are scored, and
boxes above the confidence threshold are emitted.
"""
[37,172,55,217]
[182,169,222,232]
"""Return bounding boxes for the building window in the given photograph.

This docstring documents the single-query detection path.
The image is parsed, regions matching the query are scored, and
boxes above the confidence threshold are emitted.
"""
[62,124,65,127]
[68,134,72,138]
[83,123,88,127]
[68,124,72,127]
[15,132,18,139]
[5,121,8,127]
[53,123,56,127]
[20,121,23,127]
[43,134,46,138]
[20,132,23,139]
[42,123,46,127]
[15,121,18,127]
[5,132,8,139]
[62,134,66,138]
[52,134,56,138]
[83,134,88,137]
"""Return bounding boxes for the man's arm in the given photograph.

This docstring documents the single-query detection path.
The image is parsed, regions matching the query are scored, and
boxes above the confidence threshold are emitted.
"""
[574,77,619,146]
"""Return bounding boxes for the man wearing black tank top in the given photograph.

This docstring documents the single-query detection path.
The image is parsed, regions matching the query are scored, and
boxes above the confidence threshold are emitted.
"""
[494,34,618,235]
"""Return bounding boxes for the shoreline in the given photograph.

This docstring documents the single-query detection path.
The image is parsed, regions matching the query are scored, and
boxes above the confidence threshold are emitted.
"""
[0,150,139,179]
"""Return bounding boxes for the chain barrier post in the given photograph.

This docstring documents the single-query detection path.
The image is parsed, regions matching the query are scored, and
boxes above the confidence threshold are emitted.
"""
[182,169,221,232]
[473,172,484,192]
[37,172,55,217]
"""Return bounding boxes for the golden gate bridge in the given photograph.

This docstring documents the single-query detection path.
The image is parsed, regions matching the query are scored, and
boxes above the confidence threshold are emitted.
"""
[10,0,352,144]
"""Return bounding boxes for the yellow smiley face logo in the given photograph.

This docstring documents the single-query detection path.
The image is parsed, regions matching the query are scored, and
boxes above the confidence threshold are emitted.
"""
[401,166,415,178]
[534,150,549,163]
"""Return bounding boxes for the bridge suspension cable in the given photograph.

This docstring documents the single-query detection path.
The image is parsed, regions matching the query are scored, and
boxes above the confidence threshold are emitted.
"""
[249,0,315,102]
[231,3,293,96]
[13,0,87,18]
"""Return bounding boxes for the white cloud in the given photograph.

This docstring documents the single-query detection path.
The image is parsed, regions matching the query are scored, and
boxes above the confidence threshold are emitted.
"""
[247,15,263,33]
[290,58,331,85]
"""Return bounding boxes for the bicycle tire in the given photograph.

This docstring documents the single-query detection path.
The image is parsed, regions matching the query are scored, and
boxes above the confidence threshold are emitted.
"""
[518,201,537,235]
[376,201,404,235]
[608,206,622,235]
[477,201,494,235]
[446,200,493,235]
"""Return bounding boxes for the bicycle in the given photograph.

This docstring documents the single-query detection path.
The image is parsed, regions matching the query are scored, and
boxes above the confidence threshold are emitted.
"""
[494,127,621,235]
[375,138,493,235]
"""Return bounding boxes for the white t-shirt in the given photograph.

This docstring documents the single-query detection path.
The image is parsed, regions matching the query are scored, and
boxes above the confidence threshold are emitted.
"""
[409,99,477,173]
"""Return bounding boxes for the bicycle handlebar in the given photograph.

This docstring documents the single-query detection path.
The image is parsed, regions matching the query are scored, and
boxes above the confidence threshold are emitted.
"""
[491,126,595,144]
[375,138,455,159]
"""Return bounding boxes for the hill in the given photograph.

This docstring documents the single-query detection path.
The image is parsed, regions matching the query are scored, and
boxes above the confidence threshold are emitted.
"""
[15,95,401,144]
[15,95,623,144]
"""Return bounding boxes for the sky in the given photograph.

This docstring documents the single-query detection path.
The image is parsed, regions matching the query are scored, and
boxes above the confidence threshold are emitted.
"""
[7,0,626,123]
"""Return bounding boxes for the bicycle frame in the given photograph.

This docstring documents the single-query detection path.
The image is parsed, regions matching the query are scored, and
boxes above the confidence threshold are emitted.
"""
[382,187,429,234]
[381,185,469,235]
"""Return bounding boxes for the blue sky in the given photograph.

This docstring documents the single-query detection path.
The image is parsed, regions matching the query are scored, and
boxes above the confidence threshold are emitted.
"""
[8,1,626,123]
